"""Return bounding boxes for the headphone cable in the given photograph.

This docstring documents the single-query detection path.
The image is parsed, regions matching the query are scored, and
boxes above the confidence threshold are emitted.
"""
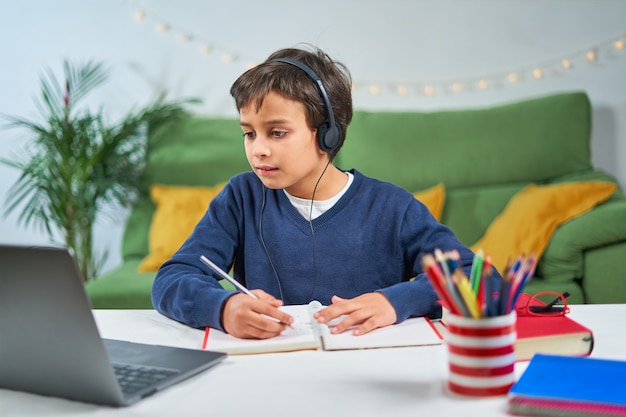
[259,186,284,301]
[306,159,332,301]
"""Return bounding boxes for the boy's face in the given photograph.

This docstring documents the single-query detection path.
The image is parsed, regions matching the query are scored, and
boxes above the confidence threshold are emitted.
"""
[240,91,328,199]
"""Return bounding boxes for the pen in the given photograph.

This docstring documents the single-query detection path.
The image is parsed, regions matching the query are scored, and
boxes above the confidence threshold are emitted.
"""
[200,255,257,298]
[199,255,292,327]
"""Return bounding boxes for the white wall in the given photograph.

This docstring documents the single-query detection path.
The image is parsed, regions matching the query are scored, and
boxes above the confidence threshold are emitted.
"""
[1,0,626,274]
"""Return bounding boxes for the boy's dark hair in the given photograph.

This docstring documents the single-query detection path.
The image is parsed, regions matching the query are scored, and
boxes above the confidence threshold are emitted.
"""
[230,46,353,159]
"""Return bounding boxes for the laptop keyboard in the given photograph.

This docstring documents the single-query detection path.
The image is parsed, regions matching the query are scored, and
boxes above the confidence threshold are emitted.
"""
[113,363,180,396]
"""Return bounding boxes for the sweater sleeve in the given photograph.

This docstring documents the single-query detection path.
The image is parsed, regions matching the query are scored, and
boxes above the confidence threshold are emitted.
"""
[151,182,242,330]
[378,196,502,322]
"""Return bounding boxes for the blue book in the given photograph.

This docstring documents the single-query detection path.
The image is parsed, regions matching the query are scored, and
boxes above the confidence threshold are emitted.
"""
[508,354,626,416]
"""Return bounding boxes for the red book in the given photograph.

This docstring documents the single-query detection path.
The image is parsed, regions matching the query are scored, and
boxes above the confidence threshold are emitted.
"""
[514,293,594,361]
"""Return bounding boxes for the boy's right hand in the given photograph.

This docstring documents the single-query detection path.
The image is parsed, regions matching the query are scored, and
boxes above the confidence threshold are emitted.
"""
[221,290,294,339]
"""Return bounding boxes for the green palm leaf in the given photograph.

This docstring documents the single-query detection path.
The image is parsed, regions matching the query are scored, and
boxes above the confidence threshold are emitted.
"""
[1,59,197,281]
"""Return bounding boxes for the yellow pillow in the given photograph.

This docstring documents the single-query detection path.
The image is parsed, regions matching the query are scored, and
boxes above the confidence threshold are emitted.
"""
[471,181,616,273]
[138,183,226,272]
[413,183,445,221]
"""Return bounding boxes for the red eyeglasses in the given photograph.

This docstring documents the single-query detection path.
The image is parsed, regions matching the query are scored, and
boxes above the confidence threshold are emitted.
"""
[516,291,571,317]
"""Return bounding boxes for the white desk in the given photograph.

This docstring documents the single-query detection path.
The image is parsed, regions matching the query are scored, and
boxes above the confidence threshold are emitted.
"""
[1,304,624,417]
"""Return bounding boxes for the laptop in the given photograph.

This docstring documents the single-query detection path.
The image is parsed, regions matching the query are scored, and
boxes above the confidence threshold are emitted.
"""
[0,244,226,407]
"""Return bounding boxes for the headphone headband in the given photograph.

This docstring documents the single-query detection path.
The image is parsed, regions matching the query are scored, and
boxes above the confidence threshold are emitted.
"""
[270,58,341,153]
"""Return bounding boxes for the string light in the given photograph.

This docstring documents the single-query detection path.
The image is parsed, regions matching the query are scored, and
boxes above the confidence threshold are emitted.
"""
[221,53,236,64]
[127,3,625,98]
[396,85,409,96]
[561,58,572,70]
[156,23,169,33]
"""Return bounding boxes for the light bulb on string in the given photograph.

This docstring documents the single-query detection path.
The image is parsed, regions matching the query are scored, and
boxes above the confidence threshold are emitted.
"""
[396,85,409,96]
[222,54,236,63]
[532,68,543,79]
[156,23,170,33]
[614,39,625,51]
[586,50,597,62]
[369,85,381,95]
[507,73,519,83]
[134,11,145,22]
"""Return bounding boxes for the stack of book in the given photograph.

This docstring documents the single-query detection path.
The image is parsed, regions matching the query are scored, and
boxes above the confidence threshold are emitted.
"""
[508,354,626,417]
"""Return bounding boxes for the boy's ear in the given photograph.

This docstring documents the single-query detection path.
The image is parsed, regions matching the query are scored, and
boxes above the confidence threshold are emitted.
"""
[311,129,327,155]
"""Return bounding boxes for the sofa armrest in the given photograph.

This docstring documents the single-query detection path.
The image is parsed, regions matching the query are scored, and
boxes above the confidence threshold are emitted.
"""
[545,197,626,254]
[583,242,626,303]
[537,197,626,292]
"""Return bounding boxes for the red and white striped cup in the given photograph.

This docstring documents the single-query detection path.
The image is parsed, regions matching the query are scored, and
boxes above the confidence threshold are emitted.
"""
[444,311,517,397]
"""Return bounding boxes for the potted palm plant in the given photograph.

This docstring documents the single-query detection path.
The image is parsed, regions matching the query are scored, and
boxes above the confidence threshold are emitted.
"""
[1,59,197,281]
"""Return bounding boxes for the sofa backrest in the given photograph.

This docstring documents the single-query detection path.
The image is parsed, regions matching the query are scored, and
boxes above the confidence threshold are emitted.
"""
[122,91,594,260]
[339,91,592,192]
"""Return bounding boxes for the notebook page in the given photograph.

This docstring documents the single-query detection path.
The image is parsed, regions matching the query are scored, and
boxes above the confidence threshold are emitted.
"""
[318,316,443,351]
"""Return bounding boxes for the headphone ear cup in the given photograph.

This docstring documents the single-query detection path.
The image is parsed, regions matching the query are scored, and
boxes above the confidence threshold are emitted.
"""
[317,122,341,153]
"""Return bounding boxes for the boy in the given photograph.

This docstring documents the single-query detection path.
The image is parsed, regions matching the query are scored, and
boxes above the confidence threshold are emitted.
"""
[152,46,493,339]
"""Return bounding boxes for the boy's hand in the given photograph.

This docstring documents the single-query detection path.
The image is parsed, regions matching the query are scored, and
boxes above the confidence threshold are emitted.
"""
[313,293,397,336]
[221,290,294,339]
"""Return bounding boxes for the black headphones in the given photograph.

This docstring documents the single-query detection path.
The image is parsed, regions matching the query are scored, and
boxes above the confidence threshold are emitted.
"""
[271,58,342,154]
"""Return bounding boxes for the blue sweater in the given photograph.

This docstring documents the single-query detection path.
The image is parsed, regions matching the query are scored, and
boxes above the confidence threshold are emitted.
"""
[152,169,483,330]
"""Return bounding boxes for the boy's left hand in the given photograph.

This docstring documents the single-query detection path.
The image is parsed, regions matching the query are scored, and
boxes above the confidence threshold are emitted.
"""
[313,292,397,336]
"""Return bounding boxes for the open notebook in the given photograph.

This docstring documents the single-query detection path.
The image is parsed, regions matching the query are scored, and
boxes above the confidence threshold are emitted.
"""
[203,301,443,355]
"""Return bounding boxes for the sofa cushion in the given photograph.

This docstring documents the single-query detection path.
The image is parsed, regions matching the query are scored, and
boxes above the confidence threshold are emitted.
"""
[470,181,617,273]
[87,260,155,309]
[413,183,445,221]
[138,183,226,272]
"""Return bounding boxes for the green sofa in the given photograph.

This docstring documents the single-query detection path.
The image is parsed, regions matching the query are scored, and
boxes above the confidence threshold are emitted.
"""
[86,91,626,308]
